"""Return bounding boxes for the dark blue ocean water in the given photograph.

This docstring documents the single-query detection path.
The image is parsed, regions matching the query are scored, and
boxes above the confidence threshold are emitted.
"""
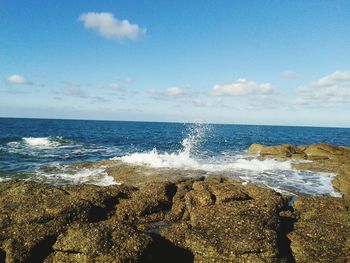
[0,117,349,195]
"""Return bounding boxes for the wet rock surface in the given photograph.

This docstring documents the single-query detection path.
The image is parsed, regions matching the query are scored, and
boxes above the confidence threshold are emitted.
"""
[0,143,349,262]
[248,143,350,200]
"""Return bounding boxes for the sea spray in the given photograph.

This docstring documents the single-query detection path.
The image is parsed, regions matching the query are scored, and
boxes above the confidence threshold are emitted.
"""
[116,123,211,168]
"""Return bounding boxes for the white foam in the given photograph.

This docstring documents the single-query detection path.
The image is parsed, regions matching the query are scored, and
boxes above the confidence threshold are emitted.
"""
[0,177,9,182]
[35,166,120,186]
[23,137,60,148]
[115,147,293,172]
[116,149,340,196]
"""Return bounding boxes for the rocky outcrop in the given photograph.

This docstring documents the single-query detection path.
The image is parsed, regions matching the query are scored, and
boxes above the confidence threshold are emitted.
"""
[45,221,152,263]
[0,181,146,263]
[248,143,350,161]
[248,143,350,200]
[248,142,350,262]
[162,180,285,262]
[0,177,297,263]
[248,144,306,159]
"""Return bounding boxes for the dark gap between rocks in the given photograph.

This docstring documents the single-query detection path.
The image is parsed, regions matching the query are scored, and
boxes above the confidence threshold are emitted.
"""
[89,193,129,222]
[24,235,57,263]
[277,197,296,263]
[140,233,194,263]
[0,249,5,263]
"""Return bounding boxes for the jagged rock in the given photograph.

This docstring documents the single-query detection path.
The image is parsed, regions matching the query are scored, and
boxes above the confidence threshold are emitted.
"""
[288,196,350,262]
[45,221,152,263]
[162,181,285,262]
[116,181,177,223]
[0,181,132,263]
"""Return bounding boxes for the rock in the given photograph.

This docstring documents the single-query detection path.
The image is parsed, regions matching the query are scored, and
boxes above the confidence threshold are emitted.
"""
[333,169,350,201]
[248,143,350,200]
[303,143,350,160]
[0,181,133,263]
[116,181,177,223]
[1,165,350,262]
[162,181,285,262]
[45,221,152,263]
[288,196,350,262]
[248,144,306,159]
[104,161,207,186]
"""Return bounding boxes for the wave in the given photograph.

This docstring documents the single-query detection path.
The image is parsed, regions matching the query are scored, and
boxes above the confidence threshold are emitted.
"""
[114,123,340,197]
[23,137,62,148]
[117,148,293,172]
[116,149,340,196]
[34,163,119,186]
[6,136,69,149]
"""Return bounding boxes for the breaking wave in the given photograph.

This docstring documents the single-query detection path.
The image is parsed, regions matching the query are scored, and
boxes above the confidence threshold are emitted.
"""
[33,163,119,186]
[114,123,341,197]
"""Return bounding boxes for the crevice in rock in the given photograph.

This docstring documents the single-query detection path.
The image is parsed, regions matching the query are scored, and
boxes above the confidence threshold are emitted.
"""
[0,249,6,263]
[139,233,194,263]
[88,192,129,222]
[24,235,57,263]
[277,197,296,263]
[165,184,178,201]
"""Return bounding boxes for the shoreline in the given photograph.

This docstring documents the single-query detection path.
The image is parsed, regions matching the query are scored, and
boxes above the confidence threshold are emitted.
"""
[0,143,349,262]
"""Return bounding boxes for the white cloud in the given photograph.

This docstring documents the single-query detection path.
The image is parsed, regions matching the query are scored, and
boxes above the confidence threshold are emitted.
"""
[6,74,33,85]
[78,12,146,41]
[164,87,183,96]
[296,70,350,108]
[281,70,299,79]
[152,86,184,97]
[212,78,274,96]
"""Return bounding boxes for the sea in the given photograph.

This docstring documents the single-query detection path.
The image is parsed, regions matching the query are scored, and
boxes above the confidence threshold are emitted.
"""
[1,117,349,196]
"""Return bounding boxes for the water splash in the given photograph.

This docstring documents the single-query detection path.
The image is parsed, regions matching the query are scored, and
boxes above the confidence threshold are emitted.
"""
[115,123,210,168]
[181,123,210,157]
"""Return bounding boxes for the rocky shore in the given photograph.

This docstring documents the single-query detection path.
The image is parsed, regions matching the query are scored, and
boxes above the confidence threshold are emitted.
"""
[0,143,349,262]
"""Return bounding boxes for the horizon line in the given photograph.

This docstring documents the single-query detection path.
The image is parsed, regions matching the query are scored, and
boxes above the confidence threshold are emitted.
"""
[0,116,349,129]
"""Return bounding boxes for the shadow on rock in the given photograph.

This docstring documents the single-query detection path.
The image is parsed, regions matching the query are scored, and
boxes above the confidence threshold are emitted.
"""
[140,233,194,263]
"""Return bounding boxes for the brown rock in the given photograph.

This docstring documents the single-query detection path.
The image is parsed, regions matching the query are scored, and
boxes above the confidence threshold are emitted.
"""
[288,196,350,262]
[248,144,305,159]
[116,181,177,223]
[45,221,152,263]
[162,181,284,262]
[0,181,132,263]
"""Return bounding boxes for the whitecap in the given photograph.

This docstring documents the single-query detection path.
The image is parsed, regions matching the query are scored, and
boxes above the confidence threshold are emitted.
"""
[23,137,61,148]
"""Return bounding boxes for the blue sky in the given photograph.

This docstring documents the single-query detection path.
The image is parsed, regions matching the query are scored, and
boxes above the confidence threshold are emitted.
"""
[1,0,350,127]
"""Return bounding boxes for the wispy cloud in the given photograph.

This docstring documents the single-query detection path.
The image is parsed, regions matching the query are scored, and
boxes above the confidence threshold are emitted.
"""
[211,78,274,96]
[102,83,126,94]
[280,70,299,79]
[59,86,109,103]
[78,12,146,41]
[295,70,350,108]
